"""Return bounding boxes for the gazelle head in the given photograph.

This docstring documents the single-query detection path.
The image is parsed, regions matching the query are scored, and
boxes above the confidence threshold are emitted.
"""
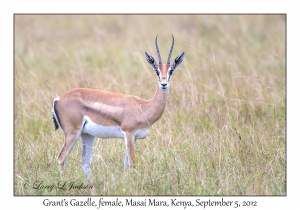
[145,35,184,90]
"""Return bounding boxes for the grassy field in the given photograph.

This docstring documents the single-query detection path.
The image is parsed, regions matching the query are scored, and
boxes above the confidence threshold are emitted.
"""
[14,15,286,195]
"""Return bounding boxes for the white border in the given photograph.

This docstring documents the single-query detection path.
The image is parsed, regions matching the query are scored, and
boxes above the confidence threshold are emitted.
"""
[3,0,298,209]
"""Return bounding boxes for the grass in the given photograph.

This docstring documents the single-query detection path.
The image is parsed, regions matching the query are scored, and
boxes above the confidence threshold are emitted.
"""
[14,14,286,195]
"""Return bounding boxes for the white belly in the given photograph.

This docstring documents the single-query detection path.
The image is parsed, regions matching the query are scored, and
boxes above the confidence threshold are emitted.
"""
[82,116,125,138]
[82,116,150,139]
[134,128,150,139]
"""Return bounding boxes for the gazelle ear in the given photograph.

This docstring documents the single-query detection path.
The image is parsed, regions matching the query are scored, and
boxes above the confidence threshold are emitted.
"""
[171,52,184,71]
[145,52,158,70]
[145,52,161,78]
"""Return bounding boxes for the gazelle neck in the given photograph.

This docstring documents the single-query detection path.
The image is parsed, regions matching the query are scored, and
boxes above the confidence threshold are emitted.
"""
[144,86,169,126]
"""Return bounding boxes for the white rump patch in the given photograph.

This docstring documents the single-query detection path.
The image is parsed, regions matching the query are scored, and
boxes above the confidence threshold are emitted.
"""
[52,96,62,129]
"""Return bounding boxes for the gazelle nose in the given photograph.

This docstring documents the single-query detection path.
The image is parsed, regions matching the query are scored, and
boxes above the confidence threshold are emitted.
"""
[161,83,167,87]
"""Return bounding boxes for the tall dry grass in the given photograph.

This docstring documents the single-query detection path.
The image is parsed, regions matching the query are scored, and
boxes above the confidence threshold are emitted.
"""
[14,15,285,195]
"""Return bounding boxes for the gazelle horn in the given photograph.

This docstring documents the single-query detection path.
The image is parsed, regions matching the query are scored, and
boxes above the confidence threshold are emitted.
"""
[155,35,162,65]
[167,34,174,64]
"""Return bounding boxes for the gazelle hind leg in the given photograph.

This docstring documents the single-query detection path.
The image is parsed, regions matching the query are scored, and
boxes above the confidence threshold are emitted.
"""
[57,132,80,177]
[81,133,95,178]
[124,149,129,168]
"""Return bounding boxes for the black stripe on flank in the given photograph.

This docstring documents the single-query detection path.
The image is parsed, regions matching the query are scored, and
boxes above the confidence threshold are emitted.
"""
[83,105,121,125]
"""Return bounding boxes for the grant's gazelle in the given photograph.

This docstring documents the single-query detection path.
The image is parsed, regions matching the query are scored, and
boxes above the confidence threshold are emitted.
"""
[52,35,184,178]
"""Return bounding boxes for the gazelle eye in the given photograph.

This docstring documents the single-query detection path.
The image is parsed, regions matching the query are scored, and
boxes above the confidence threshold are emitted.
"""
[169,69,174,76]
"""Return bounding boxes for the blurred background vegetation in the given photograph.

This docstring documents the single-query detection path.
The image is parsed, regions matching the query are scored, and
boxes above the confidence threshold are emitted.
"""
[15,15,285,195]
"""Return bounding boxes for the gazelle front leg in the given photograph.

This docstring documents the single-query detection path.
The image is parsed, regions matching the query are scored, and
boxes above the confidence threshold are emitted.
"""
[124,132,135,168]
